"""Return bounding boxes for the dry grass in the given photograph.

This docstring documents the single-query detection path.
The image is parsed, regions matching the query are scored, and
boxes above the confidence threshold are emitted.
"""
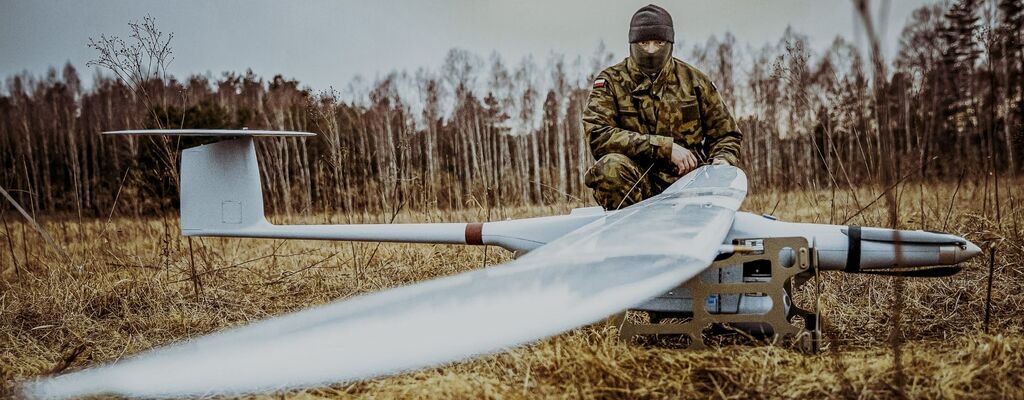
[2,179,1023,399]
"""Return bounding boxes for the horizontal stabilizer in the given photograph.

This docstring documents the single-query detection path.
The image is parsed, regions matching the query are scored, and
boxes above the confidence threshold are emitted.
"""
[103,129,315,137]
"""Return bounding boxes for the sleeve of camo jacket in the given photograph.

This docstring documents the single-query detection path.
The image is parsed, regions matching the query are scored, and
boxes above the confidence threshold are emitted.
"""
[700,80,743,166]
[583,74,673,163]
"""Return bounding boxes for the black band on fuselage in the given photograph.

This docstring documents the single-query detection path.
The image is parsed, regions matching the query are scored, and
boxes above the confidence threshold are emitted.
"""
[846,225,862,272]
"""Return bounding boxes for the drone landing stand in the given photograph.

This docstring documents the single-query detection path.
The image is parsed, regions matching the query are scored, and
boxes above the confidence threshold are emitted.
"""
[610,237,821,352]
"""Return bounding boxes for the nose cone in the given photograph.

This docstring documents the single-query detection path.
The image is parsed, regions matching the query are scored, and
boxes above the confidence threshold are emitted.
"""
[958,240,983,263]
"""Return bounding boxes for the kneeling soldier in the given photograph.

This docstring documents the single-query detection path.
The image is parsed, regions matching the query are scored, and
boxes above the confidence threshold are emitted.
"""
[584,4,743,209]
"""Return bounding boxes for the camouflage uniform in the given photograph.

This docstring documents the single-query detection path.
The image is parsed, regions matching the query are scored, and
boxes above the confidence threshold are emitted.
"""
[583,56,742,209]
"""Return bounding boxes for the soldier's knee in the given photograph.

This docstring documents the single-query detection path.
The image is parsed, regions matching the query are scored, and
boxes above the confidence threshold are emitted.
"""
[585,153,649,209]
[586,153,640,183]
[597,153,635,167]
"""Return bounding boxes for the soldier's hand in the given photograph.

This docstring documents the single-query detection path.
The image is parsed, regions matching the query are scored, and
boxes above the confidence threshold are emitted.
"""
[670,143,698,175]
[711,158,730,166]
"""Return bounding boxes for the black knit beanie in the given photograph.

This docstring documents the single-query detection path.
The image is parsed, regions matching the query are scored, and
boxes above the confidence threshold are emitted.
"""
[629,4,674,43]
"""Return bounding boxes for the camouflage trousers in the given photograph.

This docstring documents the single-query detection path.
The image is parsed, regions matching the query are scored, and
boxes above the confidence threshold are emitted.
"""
[584,153,680,210]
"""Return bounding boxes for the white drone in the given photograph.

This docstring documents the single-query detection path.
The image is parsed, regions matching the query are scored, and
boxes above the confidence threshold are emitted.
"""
[25,130,982,399]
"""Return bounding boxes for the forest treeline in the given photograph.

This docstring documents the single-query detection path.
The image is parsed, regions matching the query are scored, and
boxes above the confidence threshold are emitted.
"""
[1,0,1021,217]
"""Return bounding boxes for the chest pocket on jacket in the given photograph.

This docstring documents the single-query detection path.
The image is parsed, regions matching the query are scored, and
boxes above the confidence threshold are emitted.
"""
[615,103,644,134]
[659,98,702,145]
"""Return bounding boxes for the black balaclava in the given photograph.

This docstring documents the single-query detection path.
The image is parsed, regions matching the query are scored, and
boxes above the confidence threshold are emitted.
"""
[628,4,675,77]
[630,43,672,77]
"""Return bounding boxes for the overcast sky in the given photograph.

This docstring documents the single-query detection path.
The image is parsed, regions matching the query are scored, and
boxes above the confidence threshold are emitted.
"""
[2,0,939,92]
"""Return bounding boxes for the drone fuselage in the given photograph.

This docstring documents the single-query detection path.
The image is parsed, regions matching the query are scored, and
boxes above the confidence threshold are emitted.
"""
[460,207,980,273]
[170,134,980,276]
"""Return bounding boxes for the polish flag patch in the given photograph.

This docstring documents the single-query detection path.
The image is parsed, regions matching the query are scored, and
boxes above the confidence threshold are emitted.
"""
[593,78,607,89]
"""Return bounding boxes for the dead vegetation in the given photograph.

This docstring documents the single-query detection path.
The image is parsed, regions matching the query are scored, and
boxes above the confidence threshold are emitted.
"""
[1,179,1021,399]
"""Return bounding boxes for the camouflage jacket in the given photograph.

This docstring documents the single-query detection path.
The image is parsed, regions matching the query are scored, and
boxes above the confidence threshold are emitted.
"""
[583,57,742,167]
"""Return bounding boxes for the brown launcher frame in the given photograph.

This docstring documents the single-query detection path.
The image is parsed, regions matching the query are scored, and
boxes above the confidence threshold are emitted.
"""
[610,237,822,352]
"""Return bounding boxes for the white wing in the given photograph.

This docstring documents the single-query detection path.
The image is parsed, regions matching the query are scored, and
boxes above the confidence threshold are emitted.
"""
[26,166,747,399]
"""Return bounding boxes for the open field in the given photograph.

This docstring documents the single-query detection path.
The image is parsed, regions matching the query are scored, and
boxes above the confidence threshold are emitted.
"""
[2,178,1023,399]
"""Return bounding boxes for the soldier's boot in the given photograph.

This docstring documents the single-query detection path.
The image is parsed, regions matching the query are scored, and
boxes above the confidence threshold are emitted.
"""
[584,153,653,210]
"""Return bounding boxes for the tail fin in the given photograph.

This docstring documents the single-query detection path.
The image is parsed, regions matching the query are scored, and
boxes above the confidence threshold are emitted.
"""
[180,138,267,234]
[103,129,314,236]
